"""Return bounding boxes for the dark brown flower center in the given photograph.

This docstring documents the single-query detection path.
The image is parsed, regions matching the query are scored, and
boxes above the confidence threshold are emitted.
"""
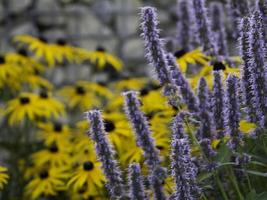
[39,170,49,179]
[174,49,187,58]
[83,161,94,171]
[0,56,5,64]
[104,120,115,132]
[49,144,59,153]
[19,97,30,105]
[96,46,106,52]
[213,61,226,71]
[39,90,49,99]
[38,36,48,43]
[17,48,28,56]
[75,86,86,95]
[56,38,67,46]
[53,122,63,132]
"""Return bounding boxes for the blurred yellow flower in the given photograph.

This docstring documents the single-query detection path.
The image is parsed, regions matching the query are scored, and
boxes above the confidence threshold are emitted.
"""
[0,166,9,190]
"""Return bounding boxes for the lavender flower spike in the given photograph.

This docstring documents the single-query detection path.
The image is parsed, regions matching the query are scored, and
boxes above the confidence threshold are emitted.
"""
[86,110,126,200]
[212,71,225,138]
[210,2,229,57]
[140,6,170,85]
[197,77,215,140]
[250,11,267,126]
[167,53,199,112]
[224,75,242,150]
[192,0,217,55]
[128,163,148,200]
[239,17,263,126]
[171,122,200,199]
[123,91,166,200]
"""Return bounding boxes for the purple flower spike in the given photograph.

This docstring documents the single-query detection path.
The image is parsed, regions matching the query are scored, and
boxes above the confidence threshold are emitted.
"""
[86,110,126,200]
[210,2,229,57]
[123,91,166,200]
[224,75,242,150]
[167,53,199,112]
[170,136,200,200]
[239,17,264,126]
[192,0,217,55]
[140,6,170,85]
[197,77,215,140]
[212,71,225,138]
[128,163,148,200]
[250,11,267,126]
[176,0,197,50]
[256,0,267,30]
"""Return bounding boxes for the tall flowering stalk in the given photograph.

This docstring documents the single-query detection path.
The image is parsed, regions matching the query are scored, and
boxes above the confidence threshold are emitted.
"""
[166,53,199,112]
[250,11,267,127]
[170,114,200,200]
[212,71,225,138]
[239,17,263,126]
[176,0,197,51]
[128,163,148,200]
[123,91,166,200]
[86,110,127,200]
[192,0,217,55]
[224,75,242,150]
[210,2,229,57]
[140,6,170,85]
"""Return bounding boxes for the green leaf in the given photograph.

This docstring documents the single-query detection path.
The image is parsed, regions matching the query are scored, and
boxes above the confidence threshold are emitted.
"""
[197,172,213,182]
[241,170,267,177]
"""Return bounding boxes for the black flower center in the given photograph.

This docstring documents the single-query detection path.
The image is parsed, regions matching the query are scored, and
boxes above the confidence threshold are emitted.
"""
[75,86,86,95]
[17,48,28,56]
[174,49,187,58]
[39,90,48,99]
[140,88,149,96]
[39,170,49,179]
[19,97,30,105]
[156,145,164,150]
[53,122,62,132]
[49,144,59,153]
[38,36,48,43]
[56,38,67,46]
[83,161,94,171]
[104,120,115,132]
[213,61,226,71]
[96,46,106,52]
[0,56,5,64]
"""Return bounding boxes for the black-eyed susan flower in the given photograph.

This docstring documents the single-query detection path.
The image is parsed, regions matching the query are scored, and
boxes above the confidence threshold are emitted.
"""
[14,35,77,67]
[67,159,106,198]
[174,48,210,73]
[25,166,70,200]
[4,93,43,125]
[31,142,71,167]
[112,77,150,91]
[119,138,143,165]
[23,75,53,91]
[36,90,65,118]
[5,50,46,74]
[0,166,9,190]
[76,46,123,71]
[59,82,104,111]
[0,55,22,89]
[37,121,71,145]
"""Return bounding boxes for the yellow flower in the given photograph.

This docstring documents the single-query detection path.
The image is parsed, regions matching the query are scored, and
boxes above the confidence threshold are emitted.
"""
[0,55,22,88]
[59,82,102,111]
[23,74,53,90]
[112,78,150,91]
[5,93,43,125]
[119,138,143,165]
[14,35,77,67]
[25,166,70,200]
[0,166,9,190]
[37,122,71,145]
[32,143,71,167]
[67,160,106,197]
[36,91,66,118]
[5,50,45,74]
[76,46,123,71]
[239,120,257,134]
[174,48,210,73]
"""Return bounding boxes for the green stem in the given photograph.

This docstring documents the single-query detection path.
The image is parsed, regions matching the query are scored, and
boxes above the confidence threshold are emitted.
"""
[214,173,229,200]
[228,167,244,200]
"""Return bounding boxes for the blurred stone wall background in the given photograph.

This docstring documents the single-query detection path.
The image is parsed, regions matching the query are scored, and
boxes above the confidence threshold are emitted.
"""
[0,0,177,77]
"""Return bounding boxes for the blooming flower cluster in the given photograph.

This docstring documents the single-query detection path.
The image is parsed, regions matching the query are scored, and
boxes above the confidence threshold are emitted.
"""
[0,0,266,200]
